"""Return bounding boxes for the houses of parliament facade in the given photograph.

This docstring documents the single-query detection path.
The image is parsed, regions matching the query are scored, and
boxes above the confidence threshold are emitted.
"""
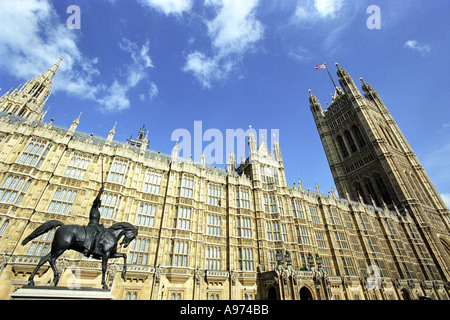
[0,59,448,300]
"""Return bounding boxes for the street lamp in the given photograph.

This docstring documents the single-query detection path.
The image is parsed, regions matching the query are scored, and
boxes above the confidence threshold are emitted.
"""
[285,251,292,268]
[276,249,284,268]
[307,252,314,270]
[316,254,323,272]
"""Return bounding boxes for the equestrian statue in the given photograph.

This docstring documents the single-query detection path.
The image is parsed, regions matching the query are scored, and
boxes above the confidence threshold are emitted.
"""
[21,180,138,290]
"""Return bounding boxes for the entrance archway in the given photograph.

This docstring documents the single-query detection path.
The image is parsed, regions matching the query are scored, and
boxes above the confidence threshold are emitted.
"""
[401,288,411,300]
[267,287,277,300]
[300,286,313,300]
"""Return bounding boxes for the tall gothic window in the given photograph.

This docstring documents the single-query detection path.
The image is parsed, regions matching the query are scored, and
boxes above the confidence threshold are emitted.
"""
[99,193,121,219]
[108,160,128,185]
[143,171,162,195]
[136,203,156,227]
[17,140,50,169]
[207,214,221,236]
[0,175,31,205]
[173,206,191,230]
[0,219,9,237]
[178,175,194,198]
[64,154,91,180]
[48,188,77,215]
[206,246,222,270]
[337,136,349,158]
[128,238,150,265]
[208,184,222,206]
[352,126,366,148]
[345,130,357,153]
[374,175,392,205]
[236,188,250,209]
[169,240,189,267]
[238,248,254,271]
[237,217,252,238]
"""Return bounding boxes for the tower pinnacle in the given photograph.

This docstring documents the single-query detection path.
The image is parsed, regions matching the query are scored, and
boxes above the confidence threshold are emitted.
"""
[0,57,64,121]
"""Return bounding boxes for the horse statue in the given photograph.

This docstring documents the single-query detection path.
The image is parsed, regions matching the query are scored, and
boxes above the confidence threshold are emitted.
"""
[21,220,138,289]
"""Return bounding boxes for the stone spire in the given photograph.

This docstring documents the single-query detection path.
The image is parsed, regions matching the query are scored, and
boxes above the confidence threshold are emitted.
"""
[0,57,63,121]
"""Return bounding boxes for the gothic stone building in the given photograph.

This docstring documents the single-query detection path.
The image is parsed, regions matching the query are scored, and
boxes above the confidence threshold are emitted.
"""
[0,59,449,300]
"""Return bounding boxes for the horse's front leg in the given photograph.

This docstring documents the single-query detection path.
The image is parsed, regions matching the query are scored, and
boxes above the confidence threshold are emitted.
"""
[111,252,127,280]
[101,254,110,290]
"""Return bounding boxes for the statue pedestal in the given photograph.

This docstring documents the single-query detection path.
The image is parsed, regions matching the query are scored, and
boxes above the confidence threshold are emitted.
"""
[10,286,115,300]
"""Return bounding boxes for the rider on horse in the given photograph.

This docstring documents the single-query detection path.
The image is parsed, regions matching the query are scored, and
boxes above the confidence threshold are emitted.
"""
[83,186,105,257]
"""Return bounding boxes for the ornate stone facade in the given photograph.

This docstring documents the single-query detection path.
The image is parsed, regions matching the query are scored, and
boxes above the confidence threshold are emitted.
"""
[0,59,448,300]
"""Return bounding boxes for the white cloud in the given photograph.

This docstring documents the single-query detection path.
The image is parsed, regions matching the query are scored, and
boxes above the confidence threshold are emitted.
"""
[293,0,344,22]
[0,0,156,113]
[315,0,344,18]
[206,0,264,58]
[183,52,222,89]
[404,40,431,55]
[138,0,192,15]
[97,80,130,112]
[183,0,264,88]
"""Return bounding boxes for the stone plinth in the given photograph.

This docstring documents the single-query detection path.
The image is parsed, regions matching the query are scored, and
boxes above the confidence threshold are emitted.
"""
[10,286,115,300]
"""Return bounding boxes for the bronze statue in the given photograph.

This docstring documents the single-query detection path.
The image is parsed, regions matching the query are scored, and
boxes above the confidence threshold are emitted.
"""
[83,186,105,257]
[21,185,138,290]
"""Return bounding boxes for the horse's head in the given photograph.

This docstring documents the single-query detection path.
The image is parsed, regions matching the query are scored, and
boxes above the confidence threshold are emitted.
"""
[108,222,138,248]
[120,225,138,248]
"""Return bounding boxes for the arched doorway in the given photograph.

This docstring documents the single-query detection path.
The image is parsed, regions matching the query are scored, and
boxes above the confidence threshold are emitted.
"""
[267,287,277,300]
[401,288,411,300]
[300,286,313,300]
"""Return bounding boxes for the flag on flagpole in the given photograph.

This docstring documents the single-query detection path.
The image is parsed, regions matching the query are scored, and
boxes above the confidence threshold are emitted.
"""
[315,64,326,70]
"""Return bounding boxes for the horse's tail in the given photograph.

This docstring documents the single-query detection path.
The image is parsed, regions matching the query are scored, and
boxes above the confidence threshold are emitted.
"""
[21,220,64,246]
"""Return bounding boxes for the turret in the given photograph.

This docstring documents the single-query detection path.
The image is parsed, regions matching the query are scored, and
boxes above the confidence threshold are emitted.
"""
[248,125,257,163]
[227,152,236,172]
[335,63,361,98]
[360,77,383,105]
[309,89,324,123]
[272,134,283,165]
[106,122,117,145]
[67,112,82,135]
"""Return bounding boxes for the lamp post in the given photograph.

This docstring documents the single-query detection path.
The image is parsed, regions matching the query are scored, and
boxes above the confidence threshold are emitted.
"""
[285,251,292,269]
[307,252,314,271]
[276,249,284,269]
[315,254,322,269]
[275,249,284,300]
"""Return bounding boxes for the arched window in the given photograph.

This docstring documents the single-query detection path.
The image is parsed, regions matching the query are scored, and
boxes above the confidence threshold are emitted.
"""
[352,126,366,148]
[0,175,31,205]
[0,219,9,236]
[337,136,349,158]
[345,131,357,153]
[48,188,77,215]
[354,182,367,204]
[364,178,380,207]
[374,175,392,205]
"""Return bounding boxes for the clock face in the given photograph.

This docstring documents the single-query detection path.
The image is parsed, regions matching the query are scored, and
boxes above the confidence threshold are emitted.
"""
[265,167,273,175]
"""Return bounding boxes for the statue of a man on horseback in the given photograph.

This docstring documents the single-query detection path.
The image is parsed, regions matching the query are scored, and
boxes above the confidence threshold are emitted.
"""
[21,181,138,289]
[83,186,105,258]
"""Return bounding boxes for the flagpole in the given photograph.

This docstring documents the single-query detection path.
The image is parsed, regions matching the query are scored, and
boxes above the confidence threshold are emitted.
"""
[324,62,338,89]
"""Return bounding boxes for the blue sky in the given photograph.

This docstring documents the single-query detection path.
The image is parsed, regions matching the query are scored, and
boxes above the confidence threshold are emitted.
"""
[0,0,449,206]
